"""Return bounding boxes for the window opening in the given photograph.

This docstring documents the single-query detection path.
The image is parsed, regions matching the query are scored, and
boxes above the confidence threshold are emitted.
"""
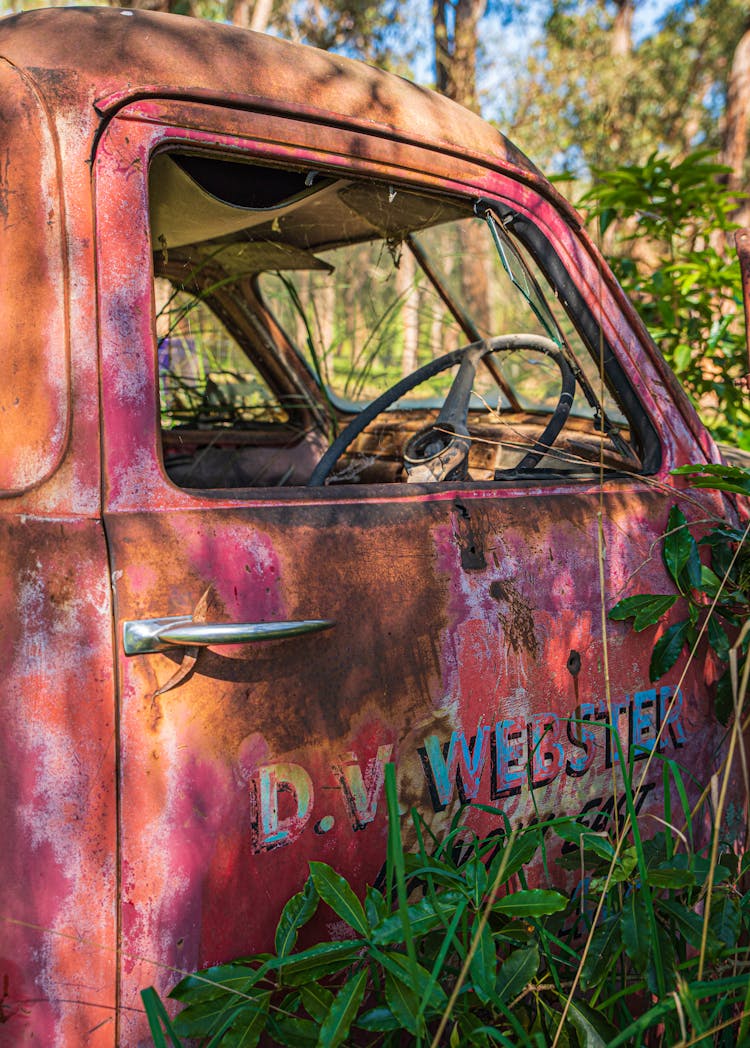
[149,151,644,489]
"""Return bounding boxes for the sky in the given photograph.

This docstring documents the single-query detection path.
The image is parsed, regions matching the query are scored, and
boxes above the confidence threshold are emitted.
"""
[410,0,677,91]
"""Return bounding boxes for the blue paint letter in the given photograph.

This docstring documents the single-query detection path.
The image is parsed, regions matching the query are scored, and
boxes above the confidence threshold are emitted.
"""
[566,703,596,776]
[421,727,490,811]
[659,686,687,749]
[530,714,564,788]
[491,718,527,797]
[632,689,657,759]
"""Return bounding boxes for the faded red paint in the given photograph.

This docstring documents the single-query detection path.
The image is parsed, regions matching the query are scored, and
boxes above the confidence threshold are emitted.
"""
[0,8,745,1046]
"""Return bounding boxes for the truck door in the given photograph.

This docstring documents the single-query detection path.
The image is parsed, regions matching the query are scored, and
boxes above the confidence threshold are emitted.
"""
[95,104,725,1043]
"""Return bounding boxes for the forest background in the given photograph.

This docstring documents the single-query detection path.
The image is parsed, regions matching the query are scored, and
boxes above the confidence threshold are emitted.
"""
[5,0,750,445]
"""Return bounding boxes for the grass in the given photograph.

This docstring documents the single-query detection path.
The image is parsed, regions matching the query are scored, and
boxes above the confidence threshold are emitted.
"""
[141,725,750,1045]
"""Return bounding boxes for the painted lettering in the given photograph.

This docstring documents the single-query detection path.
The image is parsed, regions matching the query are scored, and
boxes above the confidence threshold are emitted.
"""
[530,714,565,788]
[421,688,690,812]
[250,762,314,852]
[420,728,490,811]
[333,744,393,831]
[632,689,657,759]
[491,717,527,798]
[597,699,630,768]
[246,684,689,854]
[566,702,596,777]
[659,685,687,749]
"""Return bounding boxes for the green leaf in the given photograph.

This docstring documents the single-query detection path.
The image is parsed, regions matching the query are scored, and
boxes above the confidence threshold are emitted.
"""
[496,945,539,1004]
[267,1015,319,1047]
[357,1006,401,1032]
[664,505,701,591]
[317,969,367,1048]
[299,983,334,1024]
[141,987,185,1048]
[595,206,616,236]
[308,862,368,936]
[659,897,721,956]
[170,963,261,1004]
[275,879,319,957]
[493,889,567,917]
[272,940,366,985]
[646,866,695,890]
[464,855,489,905]
[173,994,254,1039]
[649,619,691,681]
[554,820,618,864]
[707,615,731,661]
[677,853,731,886]
[609,593,679,631]
[622,890,651,972]
[469,917,497,1003]
[565,997,618,1048]
[377,949,447,1005]
[365,886,387,930]
[372,891,464,945]
[646,920,677,996]
[486,829,542,886]
[581,919,621,990]
[538,1004,574,1048]
[709,893,741,951]
[700,564,724,599]
[384,969,420,1035]
[672,463,750,497]
[215,994,270,1048]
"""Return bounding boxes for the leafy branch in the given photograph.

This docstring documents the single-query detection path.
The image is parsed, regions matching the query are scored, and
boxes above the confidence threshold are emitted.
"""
[610,465,750,721]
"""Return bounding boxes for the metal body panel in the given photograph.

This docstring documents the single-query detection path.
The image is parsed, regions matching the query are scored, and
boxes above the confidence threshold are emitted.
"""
[0,7,740,1045]
[0,8,538,189]
[0,60,69,496]
[0,16,115,1042]
[105,494,725,1044]
[0,517,117,1045]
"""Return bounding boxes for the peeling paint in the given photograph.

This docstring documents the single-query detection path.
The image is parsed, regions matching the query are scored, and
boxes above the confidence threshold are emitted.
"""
[0,8,742,1046]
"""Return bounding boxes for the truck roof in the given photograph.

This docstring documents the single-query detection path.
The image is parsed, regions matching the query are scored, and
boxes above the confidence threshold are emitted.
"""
[0,6,542,182]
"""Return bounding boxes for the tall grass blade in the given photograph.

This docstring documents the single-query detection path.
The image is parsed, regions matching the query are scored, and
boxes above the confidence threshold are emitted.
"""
[384,763,418,976]
[141,986,185,1048]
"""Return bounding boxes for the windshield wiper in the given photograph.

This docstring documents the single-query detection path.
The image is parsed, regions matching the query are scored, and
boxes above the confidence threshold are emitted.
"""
[479,203,638,463]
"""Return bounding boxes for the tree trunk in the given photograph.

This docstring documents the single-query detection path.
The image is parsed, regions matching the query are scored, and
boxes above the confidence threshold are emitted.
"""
[610,0,634,58]
[722,17,750,225]
[250,0,274,32]
[397,251,420,376]
[432,0,489,342]
[433,0,486,112]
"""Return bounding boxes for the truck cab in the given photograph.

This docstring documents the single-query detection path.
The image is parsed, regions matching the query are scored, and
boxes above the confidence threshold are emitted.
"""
[0,8,736,1043]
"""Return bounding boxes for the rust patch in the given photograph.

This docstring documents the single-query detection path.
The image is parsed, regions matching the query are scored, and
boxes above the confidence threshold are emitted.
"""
[489,577,538,659]
[452,498,486,570]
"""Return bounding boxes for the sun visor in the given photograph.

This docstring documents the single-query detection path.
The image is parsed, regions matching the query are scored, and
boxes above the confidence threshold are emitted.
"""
[338,184,467,239]
[149,154,341,251]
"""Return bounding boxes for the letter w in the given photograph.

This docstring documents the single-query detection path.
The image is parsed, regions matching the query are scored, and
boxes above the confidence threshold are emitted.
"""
[421,728,490,811]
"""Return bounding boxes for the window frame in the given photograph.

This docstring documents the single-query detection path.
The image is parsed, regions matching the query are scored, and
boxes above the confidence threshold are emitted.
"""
[96,104,679,514]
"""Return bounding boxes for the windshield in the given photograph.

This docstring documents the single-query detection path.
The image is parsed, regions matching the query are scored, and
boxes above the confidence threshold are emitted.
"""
[257,197,566,414]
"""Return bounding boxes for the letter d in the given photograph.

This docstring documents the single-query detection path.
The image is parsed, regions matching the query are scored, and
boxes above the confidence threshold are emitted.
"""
[250,762,314,852]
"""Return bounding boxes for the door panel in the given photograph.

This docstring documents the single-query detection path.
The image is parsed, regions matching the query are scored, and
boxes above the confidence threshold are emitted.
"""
[105,491,722,1041]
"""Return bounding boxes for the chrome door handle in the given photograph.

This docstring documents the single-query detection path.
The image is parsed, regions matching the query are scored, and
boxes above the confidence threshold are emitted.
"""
[123,615,335,655]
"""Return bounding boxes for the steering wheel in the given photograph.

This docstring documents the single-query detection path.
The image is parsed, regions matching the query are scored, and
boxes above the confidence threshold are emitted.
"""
[308,334,576,486]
